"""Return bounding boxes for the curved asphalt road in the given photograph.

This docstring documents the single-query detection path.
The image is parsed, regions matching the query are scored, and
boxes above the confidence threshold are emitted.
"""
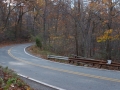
[0,43,120,90]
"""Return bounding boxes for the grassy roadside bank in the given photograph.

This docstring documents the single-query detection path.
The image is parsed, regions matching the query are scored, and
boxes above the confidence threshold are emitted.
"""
[0,66,33,90]
[26,45,56,59]
[26,45,69,64]
[27,45,120,71]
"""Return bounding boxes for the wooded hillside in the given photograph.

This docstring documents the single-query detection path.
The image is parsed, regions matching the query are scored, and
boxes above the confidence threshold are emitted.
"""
[0,0,120,60]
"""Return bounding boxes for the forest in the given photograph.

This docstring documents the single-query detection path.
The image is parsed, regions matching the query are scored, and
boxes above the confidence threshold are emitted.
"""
[0,0,120,61]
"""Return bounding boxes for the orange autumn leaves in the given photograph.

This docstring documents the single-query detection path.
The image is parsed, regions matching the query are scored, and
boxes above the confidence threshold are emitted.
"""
[97,29,120,42]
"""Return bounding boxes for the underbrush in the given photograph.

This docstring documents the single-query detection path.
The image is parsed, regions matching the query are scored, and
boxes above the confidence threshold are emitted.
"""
[27,45,56,59]
[27,45,69,64]
[27,45,120,71]
[0,66,33,90]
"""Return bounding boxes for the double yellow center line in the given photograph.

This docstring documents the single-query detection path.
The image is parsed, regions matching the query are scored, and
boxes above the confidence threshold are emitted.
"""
[8,48,120,83]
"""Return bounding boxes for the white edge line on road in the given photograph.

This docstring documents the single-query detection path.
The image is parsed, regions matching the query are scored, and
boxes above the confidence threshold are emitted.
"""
[24,45,120,73]
[18,73,65,90]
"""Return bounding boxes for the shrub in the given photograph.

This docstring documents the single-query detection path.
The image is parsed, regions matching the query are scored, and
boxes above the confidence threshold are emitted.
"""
[36,38,42,49]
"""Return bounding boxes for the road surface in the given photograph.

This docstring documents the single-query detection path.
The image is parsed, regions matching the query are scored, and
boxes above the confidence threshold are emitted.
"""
[0,43,120,90]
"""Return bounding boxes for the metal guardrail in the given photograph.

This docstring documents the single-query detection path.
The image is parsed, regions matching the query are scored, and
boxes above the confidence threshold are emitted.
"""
[78,57,95,60]
[47,55,95,61]
[71,54,95,60]
[47,55,69,60]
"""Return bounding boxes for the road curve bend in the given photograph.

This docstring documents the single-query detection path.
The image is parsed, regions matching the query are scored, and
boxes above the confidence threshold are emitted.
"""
[0,43,120,90]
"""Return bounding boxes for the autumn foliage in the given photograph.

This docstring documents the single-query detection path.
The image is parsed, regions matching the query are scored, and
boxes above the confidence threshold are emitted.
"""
[0,0,120,60]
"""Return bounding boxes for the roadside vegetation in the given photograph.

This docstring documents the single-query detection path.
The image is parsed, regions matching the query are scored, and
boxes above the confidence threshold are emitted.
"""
[0,66,33,90]
[27,44,120,71]
[27,45,55,59]
[27,45,69,64]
